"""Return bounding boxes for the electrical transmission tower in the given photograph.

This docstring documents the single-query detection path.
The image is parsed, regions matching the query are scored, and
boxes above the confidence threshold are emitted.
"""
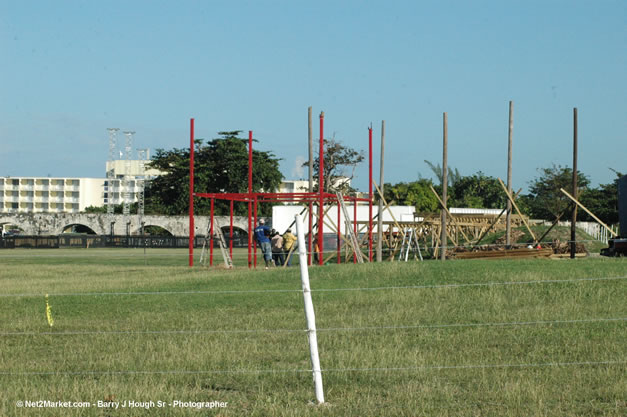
[122,131,135,234]
[106,128,119,235]
[136,148,149,231]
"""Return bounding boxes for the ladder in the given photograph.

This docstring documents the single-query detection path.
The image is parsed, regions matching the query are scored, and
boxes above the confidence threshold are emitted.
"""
[199,239,208,265]
[413,229,424,261]
[336,192,365,263]
[214,226,233,268]
[199,223,233,268]
[398,228,423,262]
[199,224,210,266]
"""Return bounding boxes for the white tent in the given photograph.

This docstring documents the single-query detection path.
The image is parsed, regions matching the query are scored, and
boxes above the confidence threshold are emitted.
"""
[271,204,416,235]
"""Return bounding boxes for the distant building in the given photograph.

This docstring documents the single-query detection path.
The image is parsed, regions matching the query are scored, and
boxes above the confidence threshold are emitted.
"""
[106,160,163,179]
[0,177,104,213]
[0,160,162,214]
[278,180,310,194]
[278,177,351,194]
[277,178,352,204]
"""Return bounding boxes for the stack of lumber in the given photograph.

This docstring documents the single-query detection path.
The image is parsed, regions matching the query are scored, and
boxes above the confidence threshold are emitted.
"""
[449,247,554,260]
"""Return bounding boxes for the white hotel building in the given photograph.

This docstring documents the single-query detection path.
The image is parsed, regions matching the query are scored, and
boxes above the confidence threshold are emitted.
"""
[0,177,104,214]
[0,160,162,214]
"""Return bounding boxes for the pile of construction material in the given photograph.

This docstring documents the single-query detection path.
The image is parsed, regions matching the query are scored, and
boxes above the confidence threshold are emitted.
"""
[495,230,525,245]
[449,247,553,259]
[448,233,592,259]
[550,239,588,255]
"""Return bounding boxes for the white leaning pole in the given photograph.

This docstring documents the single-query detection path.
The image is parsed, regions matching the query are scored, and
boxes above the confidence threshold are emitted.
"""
[295,214,325,404]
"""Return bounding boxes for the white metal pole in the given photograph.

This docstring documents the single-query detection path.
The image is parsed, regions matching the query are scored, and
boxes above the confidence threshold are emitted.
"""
[295,214,325,404]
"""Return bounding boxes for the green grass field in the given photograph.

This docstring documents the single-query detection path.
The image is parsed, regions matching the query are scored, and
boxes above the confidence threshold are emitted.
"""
[0,248,625,416]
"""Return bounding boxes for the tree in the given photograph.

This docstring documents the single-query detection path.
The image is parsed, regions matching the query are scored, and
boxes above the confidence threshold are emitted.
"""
[306,138,364,193]
[424,160,462,187]
[145,131,283,216]
[84,205,108,214]
[83,203,136,214]
[384,179,439,213]
[448,172,506,209]
[579,170,623,224]
[522,164,590,220]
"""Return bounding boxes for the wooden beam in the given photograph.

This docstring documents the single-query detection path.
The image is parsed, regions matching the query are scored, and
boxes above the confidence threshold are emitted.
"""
[560,188,618,237]
[372,180,404,236]
[536,211,565,245]
[475,188,522,245]
[497,178,537,243]
[429,185,468,245]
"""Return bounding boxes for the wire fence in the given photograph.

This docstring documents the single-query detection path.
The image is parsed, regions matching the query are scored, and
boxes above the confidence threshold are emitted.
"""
[1,233,625,410]
[1,360,623,377]
[2,317,624,337]
[1,275,624,298]
[1,279,624,353]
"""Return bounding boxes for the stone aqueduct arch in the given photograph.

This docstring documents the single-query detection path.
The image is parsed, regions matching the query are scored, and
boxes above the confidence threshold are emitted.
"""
[0,213,257,236]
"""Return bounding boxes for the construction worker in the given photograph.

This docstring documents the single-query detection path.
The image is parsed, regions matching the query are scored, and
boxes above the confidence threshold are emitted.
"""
[282,228,297,266]
[254,219,272,269]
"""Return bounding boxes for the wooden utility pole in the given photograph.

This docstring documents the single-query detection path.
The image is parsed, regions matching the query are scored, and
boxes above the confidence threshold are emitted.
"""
[506,101,514,247]
[440,112,448,261]
[570,108,578,259]
[376,120,385,262]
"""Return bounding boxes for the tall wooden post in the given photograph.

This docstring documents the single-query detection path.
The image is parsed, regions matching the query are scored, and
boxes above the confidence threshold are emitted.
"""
[570,108,578,258]
[376,120,385,262]
[440,112,448,261]
[188,118,195,267]
[506,101,514,247]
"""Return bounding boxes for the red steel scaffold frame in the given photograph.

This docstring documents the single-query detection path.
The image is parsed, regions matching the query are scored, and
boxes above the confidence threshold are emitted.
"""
[188,113,374,268]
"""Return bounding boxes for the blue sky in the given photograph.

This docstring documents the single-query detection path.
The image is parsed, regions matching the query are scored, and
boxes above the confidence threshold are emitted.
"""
[1,0,625,192]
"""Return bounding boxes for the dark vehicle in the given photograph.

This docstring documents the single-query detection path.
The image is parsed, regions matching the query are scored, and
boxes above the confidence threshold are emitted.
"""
[601,175,626,257]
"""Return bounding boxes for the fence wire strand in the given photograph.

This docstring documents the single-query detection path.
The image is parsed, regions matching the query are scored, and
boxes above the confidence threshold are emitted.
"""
[1,317,625,337]
[0,275,624,298]
[1,360,623,377]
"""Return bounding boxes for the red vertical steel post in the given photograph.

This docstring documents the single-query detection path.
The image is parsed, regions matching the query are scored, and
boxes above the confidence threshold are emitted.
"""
[318,112,325,265]
[353,196,357,263]
[253,196,258,268]
[209,198,214,266]
[337,198,341,264]
[308,202,313,265]
[248,130,253,268]
[229,200,234,261]
[188,118,195,267]
[368,126,373,262]
[248,209,252,268]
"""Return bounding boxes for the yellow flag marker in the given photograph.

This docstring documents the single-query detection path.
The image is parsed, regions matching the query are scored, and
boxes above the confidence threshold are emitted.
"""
[45,294,54,327]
